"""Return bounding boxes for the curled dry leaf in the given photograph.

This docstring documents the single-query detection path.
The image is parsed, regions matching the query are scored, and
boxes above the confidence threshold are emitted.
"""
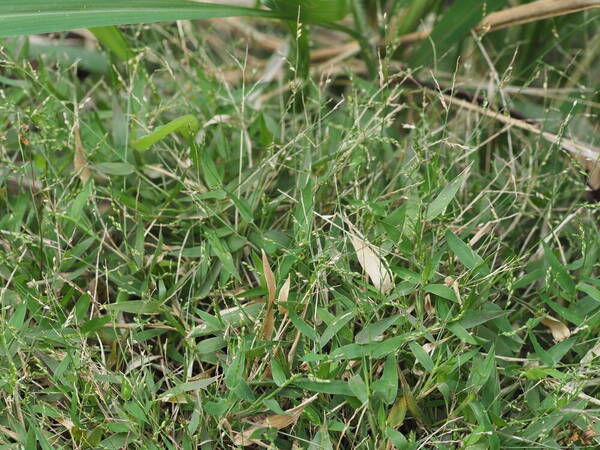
[74,123,91,184]
[55,417,75,431]
[345,219,394,294]
[261,250,277,340]
[424,293,435,316]
[232,395,318,447]
[542,316,571,342]
[422,342,435,354]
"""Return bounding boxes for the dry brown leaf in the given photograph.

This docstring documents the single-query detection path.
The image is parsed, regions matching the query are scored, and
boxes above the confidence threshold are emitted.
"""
[0,424,19,441]
[232,395,317,447]
[422,343,435,354]
[74,123,91,184]
[424,293,435,316]
[345,220,394,294]
[262,250,276,304]
[389,0,600,44]
[277,276,291,315]
[542,317,571,342]
[55,417,75,431]
[261,250,277,340]
[480,0,600,33]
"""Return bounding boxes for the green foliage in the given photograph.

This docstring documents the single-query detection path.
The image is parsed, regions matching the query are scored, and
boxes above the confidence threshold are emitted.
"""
[1,1,600,448]
[264,0,349,23]
[0,0,281,38]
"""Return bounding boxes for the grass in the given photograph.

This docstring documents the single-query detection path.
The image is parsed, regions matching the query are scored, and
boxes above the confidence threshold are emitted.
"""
[1,1,600,449]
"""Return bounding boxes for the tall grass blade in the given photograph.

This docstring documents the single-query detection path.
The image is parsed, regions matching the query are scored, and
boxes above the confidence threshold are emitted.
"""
[0,0,282,38]
[409,0,506,67]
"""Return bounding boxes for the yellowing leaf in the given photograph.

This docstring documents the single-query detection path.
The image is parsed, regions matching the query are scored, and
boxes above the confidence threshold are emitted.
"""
[387,396,407,428]
[278,276,291,315]
[262,250,276,304]
[542,317,571,342]
[426,165,471,221]
[346,220,394,294]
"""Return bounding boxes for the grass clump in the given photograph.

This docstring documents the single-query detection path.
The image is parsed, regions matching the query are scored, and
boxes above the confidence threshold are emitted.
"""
[1,1,600,449]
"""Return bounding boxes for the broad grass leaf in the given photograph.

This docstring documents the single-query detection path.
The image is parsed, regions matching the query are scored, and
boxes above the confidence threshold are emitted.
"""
[229,193,253,223]
[160,376,218,400]
[308,426,334,450]
[446,231,490,276]
[348,374,369,404]
[196,336,226,355]
[467,348,496,391]
[288,310,319,341]
[424,284,458,302]
[95,162,134,176]
[80,316,111,334]
[385,427,408,448]
[543,243,576,294]
[457,309,510,329]
[408,341,434,373]
[319,310,355,348]
[355,314,401,344]
[271,358,287,386]
[225,348,245,391]
[447,323,480,345]
[372,354,398,405]
[68,176,93,222]
[105,300,162,314]
[330,343,374,361]
[132,115,199,150]
[522,367,568,381]
[205,230,237,281]
[293,378,353,396]
[0,1,282,38]
[528,332,554,367]
[89,26,134,60]
[426,165,471,221]
[410,0,507,67]
[577,282,600,303]
[265,0,349,23]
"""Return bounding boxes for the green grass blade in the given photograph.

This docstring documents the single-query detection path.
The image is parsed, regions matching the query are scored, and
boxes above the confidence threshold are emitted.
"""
[131,115,200,151]
[409,0,506,67]
[90,26,135,61]
[426,165,471,221]
[0,0,282,38]
[446,230,490,276]
[264,0,349,23]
